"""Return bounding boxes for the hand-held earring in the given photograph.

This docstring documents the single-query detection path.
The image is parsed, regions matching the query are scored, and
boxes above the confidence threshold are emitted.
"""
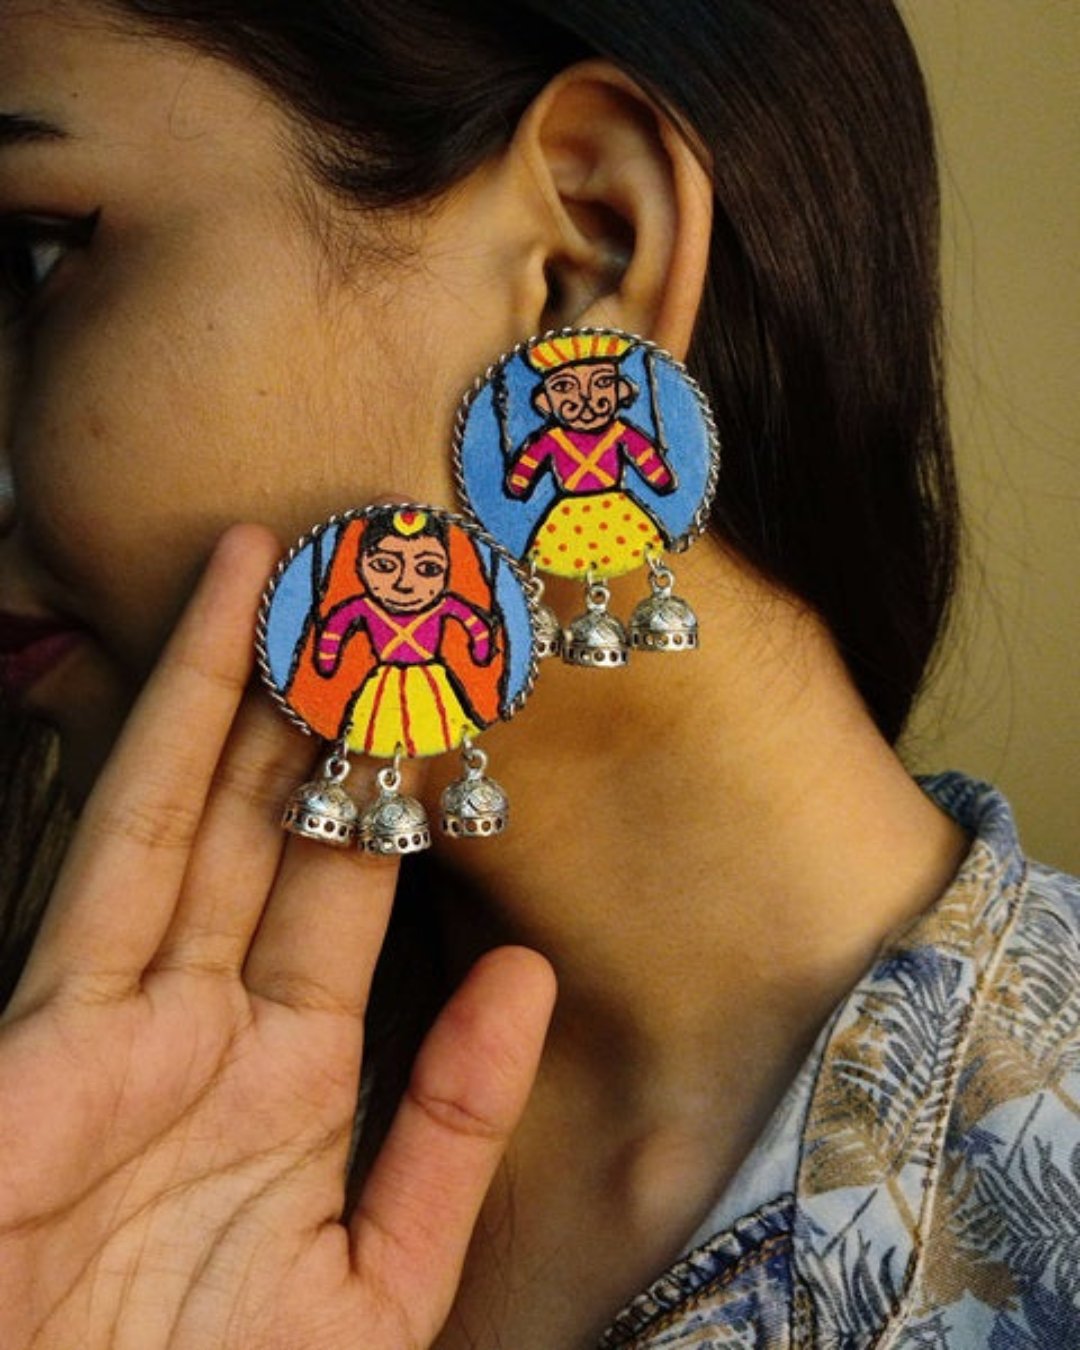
[257,504,538,852]
[453,327,719,663]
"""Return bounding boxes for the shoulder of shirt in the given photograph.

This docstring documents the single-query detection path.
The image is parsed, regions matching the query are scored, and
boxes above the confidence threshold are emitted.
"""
[1024,854,1080,919]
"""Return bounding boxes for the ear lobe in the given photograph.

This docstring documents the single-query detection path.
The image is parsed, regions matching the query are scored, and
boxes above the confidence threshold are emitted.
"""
[531,388,552,416]
[509,61,712,358]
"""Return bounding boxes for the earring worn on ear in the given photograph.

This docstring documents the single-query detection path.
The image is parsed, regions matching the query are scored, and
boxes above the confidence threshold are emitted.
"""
[453,327,720,666]
[257,504,539,853]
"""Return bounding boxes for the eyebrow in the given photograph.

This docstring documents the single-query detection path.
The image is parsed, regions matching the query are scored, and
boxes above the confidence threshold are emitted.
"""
[0,112,70,148]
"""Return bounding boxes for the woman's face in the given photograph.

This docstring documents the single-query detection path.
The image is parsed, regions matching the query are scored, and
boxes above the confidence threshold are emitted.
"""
[0,2,519,795]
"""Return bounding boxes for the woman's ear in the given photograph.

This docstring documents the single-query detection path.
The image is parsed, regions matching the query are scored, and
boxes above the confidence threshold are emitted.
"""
[506,60,713,358]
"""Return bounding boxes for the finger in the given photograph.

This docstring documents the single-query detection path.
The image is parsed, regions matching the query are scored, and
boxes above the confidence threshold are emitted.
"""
[15,524,282,1004]
[149,692,313,976]
[349,947,556,1340]
[240,759,428,1016]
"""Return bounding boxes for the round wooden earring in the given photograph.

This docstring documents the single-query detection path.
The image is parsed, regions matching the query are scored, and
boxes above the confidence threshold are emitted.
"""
[257,503,538,851]
[453,327,720,665]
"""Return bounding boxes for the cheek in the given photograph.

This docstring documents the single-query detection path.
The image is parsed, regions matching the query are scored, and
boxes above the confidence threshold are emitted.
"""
[17,334,235,668]
[8,219,481,681]
[12,268,344,670]
[360,564,386,595]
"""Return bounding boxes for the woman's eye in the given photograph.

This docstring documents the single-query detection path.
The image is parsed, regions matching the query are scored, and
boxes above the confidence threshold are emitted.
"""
[368,556,397,574]
[416,561,446,578]
[0,213,97,321]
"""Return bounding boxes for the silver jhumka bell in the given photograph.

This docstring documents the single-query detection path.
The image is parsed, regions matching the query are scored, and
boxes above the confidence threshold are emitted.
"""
[526,568,563,660]
[563,580,629,668]
[441,743,509,838]
[629,562,699,652]
[533,603,564,660]
[359,762,432,856]
[281,753,359,847]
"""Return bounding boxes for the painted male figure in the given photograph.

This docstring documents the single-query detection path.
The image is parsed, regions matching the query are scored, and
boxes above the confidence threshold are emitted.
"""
[504,333,675,577]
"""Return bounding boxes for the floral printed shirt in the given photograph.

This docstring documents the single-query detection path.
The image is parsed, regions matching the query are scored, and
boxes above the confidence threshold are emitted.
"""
[599,773,1080,1349]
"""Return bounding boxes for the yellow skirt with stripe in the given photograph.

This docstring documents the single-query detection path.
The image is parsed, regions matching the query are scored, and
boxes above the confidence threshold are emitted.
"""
[528,491,663,579]
[345,662,479,759]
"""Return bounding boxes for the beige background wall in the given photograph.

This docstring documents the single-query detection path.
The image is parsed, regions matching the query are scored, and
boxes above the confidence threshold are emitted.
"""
[897,1,1079,872]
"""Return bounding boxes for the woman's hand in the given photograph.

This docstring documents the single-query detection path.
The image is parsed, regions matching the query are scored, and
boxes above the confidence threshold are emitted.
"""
[0,525,555,1350]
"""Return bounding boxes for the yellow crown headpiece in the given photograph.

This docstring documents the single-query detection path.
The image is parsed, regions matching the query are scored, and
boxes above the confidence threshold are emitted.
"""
[525,331,634,374]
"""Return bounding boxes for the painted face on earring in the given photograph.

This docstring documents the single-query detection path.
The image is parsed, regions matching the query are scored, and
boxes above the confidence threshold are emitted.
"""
[359,537,450,613]
[540,361,621,431]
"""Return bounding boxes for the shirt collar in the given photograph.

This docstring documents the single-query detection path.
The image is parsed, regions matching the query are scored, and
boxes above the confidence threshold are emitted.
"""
[791,772,1029,1345]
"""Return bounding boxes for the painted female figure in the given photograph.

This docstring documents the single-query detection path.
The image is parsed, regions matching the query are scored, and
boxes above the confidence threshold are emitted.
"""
[285,507,505,758]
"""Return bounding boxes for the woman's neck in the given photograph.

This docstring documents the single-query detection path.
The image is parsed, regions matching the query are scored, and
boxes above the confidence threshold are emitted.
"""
[437,539,966,1081]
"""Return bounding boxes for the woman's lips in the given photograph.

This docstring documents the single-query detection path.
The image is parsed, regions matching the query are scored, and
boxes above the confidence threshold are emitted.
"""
[0,613,86,704]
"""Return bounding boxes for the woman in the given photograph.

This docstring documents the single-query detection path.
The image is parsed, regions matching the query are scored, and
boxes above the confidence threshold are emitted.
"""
[0,2,1076,1347]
